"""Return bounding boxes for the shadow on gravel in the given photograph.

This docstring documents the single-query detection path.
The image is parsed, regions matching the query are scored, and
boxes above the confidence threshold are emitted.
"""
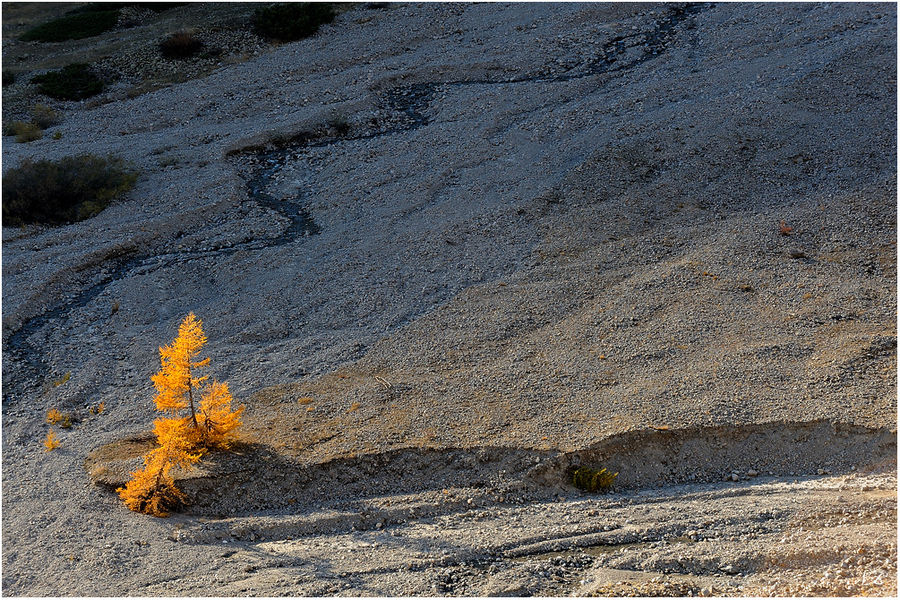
[87,420,894,517]
[87,438,554,517]
[182,443,558,517]
[533,419,897,491]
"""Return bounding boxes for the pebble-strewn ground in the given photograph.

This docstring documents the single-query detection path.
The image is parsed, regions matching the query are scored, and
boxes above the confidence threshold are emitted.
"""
[2,2,896,595]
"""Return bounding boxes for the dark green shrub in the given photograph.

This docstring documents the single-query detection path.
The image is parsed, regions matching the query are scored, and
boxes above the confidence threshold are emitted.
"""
[2,70,15,87]
[2,154,139,226]
[159,31,203,59]
[20,10,119,42]
[572,466,618,492]
[253,3,335,42]
[31,64,105,101]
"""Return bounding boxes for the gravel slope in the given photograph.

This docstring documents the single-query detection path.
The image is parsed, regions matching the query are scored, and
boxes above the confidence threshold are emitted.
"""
[2,2,896,595]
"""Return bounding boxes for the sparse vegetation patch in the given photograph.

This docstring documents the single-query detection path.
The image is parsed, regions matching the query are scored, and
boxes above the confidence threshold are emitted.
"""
[30,103,62,129]
[46,409,73,428]
[327,112,350,135]
[3,105,62,143]
[5,121,43,143]
[2,154,138,226]
[572,465,618,492]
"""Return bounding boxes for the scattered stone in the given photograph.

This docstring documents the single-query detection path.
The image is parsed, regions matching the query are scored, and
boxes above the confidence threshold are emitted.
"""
[720,564,739,575]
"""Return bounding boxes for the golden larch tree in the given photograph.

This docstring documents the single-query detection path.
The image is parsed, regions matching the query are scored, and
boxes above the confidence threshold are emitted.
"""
[119,313,243,516]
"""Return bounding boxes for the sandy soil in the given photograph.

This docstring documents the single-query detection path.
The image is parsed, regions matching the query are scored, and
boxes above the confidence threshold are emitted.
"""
[2,2,897,596]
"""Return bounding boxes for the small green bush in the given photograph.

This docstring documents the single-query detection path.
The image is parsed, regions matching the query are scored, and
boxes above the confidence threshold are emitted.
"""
[2,154,138,226]
[2,70,15,87]
[159,31,203,59]
[253,3,335,42]
[31,64,105,101]
[572,466,618,492]
[20,10,119,42]
[30,104,63,129]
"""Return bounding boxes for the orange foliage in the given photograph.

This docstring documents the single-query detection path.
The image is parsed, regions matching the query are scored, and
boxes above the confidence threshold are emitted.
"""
[46,408,65,424]
[151,312,210,418]
[191,380,243,450]
[46,408,72,427]
[119,313,242,516]
[44,429,61,451]
[149,312,241,446]
[117,418,201,517]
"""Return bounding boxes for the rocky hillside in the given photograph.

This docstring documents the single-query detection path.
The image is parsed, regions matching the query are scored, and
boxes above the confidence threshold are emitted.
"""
[2,2,896,596]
